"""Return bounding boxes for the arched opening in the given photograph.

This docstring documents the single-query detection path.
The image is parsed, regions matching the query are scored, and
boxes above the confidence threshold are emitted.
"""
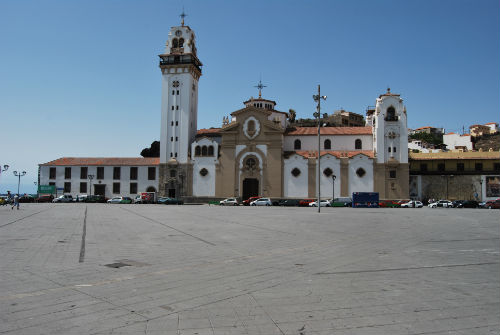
[242,178,259,201]
[172,38,178,48]
[386,106,397,121]
[294,139,302,150]
[146,186,156,192]
[324,139,331,150]
[179,38,184,48]
[208,145,214,156]
[355,139,362,150]
[201,146,208,156]
[195,146,201,156]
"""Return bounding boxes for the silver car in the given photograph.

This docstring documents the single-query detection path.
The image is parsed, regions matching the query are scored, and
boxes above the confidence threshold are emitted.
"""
[220,198,239,206]
[250,198,272,206]
[52,195,73,203]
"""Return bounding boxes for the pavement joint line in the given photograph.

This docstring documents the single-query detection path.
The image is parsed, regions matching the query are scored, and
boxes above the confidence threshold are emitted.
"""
[78,206,87,263]
[120,206,217,246]
[249,292,286,335]
[315,261,500,275]
[0,207,54,228]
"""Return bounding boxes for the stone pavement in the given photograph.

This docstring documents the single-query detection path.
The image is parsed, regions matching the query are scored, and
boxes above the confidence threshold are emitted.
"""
[0,204,498,334]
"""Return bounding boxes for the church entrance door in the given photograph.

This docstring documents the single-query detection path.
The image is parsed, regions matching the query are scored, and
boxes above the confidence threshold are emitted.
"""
[168,188,176,198]
[242,178,259,200]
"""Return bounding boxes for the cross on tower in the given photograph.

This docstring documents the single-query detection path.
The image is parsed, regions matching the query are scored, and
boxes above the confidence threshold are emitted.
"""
[254,79,266,98]
[180,8,187,26]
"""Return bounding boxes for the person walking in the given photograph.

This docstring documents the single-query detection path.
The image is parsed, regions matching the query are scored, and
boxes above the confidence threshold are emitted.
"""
[12,194,19,210]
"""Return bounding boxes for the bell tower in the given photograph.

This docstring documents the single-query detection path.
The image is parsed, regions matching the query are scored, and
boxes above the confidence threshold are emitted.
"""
[158,13,202,197]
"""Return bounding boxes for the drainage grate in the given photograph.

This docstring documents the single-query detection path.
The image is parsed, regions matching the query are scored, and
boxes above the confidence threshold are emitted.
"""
[104,262,131,268]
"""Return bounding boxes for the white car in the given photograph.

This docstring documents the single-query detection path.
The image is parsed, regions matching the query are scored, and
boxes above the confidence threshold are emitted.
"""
[73,194,88,202]
[52,195,73,203]
[309,200,331,207]
[133,195,143,204]
[428,200,453,208]
[401,200,423,208]
[107,197,123,204]
[250,198,272,206]
[220,198,239,206]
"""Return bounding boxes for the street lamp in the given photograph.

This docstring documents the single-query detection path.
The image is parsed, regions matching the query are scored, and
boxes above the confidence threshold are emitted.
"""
[332,175,337,203]
[88,174,94,197]
[1,165,8,173]
[313,85,327,213]
[34,182,38,197]
[13,170,26,195]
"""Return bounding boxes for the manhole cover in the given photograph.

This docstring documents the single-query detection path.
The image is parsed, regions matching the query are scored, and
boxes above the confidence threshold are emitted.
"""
[105,262,131,268]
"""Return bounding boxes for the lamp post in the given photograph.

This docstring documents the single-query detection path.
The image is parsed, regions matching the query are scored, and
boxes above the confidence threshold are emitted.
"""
[479,178,483,201]
[88,174,94,197]
[313,85,327,213]
[34,182,38,197]
[332,175,336,203]
[1,165,8,173]
[13,171,26,195]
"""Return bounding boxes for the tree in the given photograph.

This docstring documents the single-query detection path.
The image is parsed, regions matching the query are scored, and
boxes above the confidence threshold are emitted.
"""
[288,109,296,122]
[140,141,160,157]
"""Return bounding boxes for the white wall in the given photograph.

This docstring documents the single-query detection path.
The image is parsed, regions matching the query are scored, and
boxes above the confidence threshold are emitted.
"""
[191,138,218,197]
[39,165,159,198]
[319,155,341,198]
[348,155,373,194]
[283,154,309,198]
[284,135,373,151]
[443,133,473,151]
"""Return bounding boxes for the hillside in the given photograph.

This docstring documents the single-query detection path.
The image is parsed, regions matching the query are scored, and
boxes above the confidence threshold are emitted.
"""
[474,133,500,151]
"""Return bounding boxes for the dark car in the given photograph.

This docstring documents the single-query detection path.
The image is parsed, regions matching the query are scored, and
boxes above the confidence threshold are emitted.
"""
[330,197,352,207]
[452,200,465,208]
[485,199,500,209]
[459,200,479,208]
[36,195,54,203]
[157,197,184,205]
[278,199,300,206]
[19,195,35,203]
[242,196,260,206]
[85,195,107,203]
[299,198,315,207]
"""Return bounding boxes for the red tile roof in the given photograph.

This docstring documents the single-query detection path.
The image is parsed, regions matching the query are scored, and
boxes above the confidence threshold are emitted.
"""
[286,126,372,136]
[484,122,498,125]
[40,157,159,166]
[293,150,374,159]
[415,126,432,130]
[197,128,221,135]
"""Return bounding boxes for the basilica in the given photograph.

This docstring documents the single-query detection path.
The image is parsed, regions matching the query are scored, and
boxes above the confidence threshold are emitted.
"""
[39,19,410,201]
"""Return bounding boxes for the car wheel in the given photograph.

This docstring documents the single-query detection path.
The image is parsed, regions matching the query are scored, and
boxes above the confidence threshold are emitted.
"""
[266,203,270,206]
[220,203,223,206]
[488,206,492,209]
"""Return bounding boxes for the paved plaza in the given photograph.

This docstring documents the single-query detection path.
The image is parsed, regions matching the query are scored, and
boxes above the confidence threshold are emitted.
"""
[0,204,498,334]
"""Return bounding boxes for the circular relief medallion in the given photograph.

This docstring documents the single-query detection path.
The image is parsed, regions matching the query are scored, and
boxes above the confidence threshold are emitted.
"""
[243,116,260,140]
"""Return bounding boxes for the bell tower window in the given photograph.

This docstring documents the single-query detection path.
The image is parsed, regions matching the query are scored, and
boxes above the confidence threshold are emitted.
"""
[385,106,397,121]
[324,139,331,150]
[172,38,178,48]
[179,38,184,48]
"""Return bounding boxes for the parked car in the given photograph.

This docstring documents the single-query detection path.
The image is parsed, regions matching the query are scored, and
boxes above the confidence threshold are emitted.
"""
[379,200,401,208]
[36,195,54,203]
[85,195,107,203]
[400,200,423,208]
[74,194,88,202]
[0,196,9,205]
[330,197,352,207]
[485,199,500,209]
[108,197,132,204]
[250,198,272,206]
[19,195,35,203]
[133,195,143,204]
[52,195,73,203]
[157,197,184,205]
[220,198,239,206]
[309,199,331,207]
[478,201,487,208]
[299,198,316,207]
[452,200,465,208]
[458,200,479,208]
[428,200,453,208]
[278,199,300,206]
[242,196,260,206]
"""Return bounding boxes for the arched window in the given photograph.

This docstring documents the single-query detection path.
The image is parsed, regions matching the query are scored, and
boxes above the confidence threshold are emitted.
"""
[172,38,178,48]
[208,145,214,156]
[247,120,255,132]
[195,146,201,156]
[355,139,362,150]
[324,139,331,150]
[201,146,208,156]
[294,139,301,150]
[386,106,396,121]
[179,38,184,48]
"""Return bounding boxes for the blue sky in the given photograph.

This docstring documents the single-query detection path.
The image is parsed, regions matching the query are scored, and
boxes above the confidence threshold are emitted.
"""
[1,0,499,194]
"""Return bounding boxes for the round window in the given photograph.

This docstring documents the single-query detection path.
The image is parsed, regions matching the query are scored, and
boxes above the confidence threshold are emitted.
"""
[291,168,301,177]
[199,168,208,176]
[323,168,333,177]
[356,168,366,178]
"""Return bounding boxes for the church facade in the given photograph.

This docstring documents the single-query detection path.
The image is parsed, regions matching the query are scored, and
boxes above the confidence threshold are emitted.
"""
[157,22,409,201]
[39,20,410,201]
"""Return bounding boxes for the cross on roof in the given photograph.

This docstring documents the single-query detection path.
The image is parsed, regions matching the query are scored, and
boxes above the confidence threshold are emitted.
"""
[254,79,267,98]
[180,8,187,26]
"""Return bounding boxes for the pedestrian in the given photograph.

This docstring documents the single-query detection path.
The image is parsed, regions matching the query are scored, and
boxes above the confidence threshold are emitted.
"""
[7,190,12,205]
[12,194,19,210]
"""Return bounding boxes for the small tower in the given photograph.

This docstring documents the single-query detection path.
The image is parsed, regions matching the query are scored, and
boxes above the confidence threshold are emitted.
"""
[158,14,202,197]
[372,88,409,199]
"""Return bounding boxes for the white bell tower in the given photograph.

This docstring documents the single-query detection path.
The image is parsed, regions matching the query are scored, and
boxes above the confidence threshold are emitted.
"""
[159,15,202,164]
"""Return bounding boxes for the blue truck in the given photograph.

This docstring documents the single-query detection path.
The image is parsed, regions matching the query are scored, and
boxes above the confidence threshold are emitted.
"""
[352,192,379,208]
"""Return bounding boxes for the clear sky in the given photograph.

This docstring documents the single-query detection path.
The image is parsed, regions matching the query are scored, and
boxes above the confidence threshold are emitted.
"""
[1,0,499,194]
